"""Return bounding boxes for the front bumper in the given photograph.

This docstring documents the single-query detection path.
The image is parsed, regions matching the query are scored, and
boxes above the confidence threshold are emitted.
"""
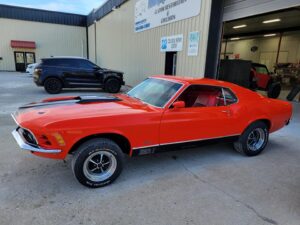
[12,129,61,153]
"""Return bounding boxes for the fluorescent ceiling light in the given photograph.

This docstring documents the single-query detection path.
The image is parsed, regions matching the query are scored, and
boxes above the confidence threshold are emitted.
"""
[264,33,276,37]
[233,24,247,29]
[263,18,281,24]
[230,37,240,41]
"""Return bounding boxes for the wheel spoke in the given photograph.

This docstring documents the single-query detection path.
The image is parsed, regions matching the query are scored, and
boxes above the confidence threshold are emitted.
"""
[91,167,98,172]
[89,159,98,165]
[83,150,118,182]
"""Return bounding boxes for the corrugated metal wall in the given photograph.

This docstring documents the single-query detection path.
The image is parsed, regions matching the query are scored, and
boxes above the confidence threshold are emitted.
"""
[0,4,86,26]
[88,25,96,63]
[87,0,128,26]
[224,0,300,21]
[91,0,212,86]
[0,18,87,71]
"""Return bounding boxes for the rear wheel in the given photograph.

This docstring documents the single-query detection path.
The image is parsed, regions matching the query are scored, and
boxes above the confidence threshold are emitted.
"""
[234,121,269,156]
[267,82,281,99]
[72,138,124,188]
[44,77,63,94]
[104,78,121,93]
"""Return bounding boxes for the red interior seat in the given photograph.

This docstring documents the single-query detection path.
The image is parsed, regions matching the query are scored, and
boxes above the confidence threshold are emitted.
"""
[193,91,220,107]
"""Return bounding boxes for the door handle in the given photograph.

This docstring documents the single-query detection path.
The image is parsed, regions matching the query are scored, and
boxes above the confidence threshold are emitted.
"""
[221,110,231,116]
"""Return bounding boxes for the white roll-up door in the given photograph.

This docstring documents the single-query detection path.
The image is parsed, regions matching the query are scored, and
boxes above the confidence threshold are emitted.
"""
[223,0,300,21]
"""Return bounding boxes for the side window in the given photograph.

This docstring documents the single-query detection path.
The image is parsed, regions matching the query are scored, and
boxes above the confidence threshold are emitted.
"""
[55,59,77,67]
[177,85,223,107]
[222,88,238,105]
[79,60,94,69]
[42,59,58,66]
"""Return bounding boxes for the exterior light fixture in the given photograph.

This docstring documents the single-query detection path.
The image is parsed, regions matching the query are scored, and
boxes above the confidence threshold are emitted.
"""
[264,34,276,37]
[233,24,247,29]
[230,37,240,41]
[263,18,281,24]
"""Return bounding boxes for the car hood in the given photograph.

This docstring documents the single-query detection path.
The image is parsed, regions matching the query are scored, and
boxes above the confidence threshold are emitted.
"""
[101,68,123,74]
[13,94,157,129]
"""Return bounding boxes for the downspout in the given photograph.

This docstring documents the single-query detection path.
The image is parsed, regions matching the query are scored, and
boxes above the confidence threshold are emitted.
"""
[94,21,97,64]
[86,26,89,59]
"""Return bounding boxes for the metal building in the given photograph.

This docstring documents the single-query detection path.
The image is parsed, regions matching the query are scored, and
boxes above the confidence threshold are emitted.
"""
[0,4,87,71]
[1,0,300,87]
[87,0,222,85]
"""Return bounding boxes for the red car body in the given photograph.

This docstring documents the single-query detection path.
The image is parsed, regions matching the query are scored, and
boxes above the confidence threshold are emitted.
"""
[12,76,292,160]
[251,63,271,90]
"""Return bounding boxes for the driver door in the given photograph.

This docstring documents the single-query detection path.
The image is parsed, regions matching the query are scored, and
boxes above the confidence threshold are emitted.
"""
[159,85,240,145]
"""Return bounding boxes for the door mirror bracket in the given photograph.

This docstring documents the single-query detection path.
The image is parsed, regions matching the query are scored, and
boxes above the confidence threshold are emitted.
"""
[172,101,185,109]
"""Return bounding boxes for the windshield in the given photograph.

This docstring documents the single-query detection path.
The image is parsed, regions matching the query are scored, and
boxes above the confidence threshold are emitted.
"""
[254,66,268,74]
[127,78,182,107]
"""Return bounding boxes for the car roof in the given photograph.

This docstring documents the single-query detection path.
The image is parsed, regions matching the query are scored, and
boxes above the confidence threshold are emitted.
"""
[150,75,260,99]
[41,56,87,60]
[252,62,266,67]
[151,75,239,88]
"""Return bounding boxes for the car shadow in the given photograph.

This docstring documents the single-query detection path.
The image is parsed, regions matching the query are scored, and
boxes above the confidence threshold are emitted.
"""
[11,142,239,191]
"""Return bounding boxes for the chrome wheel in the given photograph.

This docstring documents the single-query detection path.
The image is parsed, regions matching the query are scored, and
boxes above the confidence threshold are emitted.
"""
[247,128,266,151]
[83,150,117,182]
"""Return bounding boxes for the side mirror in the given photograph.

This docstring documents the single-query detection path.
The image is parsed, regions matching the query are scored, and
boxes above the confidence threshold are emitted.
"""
[172,101,185,109]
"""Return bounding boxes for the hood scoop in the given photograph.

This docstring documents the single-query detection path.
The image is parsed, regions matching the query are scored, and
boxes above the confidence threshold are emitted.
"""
[19,95,121,109]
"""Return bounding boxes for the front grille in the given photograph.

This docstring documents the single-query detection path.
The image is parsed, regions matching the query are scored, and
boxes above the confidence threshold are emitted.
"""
[18,127,38,146]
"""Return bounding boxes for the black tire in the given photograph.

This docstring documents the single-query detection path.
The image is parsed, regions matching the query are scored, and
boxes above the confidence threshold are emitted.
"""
[44,77,63,94]
[72,138,124,188]
[286,85,300,101]
[267,82,281,99]
[233,121,269,156]
[104,78,121,93]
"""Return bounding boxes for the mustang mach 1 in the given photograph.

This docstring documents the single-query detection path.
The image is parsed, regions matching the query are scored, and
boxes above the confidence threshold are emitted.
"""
[12,76,292,187]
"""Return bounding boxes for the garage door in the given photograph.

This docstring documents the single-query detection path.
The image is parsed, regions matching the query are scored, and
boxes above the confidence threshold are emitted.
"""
[223,0,300,21]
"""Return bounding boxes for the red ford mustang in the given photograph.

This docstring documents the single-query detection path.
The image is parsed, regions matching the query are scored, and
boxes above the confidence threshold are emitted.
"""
[12,76,292,187]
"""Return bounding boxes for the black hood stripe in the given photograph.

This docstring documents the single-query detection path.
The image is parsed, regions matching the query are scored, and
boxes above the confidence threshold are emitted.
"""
[19,95,121,109]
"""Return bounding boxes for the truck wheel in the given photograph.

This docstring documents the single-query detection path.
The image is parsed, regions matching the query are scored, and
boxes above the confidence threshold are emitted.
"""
[267,82,281,99]
[72,138,124,188]
[234,121,269,156]
[286,85,300,101]
[44,78,63,94]
[105,78,121,93]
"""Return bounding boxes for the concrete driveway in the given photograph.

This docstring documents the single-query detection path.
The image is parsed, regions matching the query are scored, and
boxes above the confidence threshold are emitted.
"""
[0,72,299,225]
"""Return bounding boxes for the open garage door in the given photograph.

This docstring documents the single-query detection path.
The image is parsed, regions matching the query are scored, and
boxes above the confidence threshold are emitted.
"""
[219,3,300,102]
[224,0,300,21]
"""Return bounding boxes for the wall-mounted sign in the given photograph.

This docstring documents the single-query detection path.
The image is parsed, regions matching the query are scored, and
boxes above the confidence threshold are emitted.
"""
[135,0,201,32]
[188,31,200,56]
[160,34,183,52]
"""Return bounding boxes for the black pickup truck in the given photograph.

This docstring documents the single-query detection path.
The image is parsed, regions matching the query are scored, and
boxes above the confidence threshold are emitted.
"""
[33,57,125,94]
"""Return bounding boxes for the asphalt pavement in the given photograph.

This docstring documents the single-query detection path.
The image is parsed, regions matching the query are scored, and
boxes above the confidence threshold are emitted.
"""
[0,72,299,225]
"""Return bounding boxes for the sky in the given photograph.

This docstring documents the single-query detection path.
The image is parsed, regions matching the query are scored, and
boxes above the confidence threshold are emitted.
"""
[0,0,107,15]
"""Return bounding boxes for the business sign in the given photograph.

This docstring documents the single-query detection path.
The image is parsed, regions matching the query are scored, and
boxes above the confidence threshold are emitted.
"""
[188,31,200,56]
[160,34,183,52]
[135,0,201,32]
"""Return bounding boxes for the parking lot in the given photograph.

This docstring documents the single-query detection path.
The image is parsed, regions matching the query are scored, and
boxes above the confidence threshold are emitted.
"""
[0,72,299,225]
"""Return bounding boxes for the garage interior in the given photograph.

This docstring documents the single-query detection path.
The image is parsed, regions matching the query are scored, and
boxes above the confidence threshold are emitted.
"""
[220,6,300,101]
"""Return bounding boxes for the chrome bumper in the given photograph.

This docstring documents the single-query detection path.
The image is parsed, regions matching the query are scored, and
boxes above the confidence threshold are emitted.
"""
[12,129,61,153]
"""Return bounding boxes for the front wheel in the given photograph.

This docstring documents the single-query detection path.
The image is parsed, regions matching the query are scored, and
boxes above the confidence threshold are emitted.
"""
[234,121,269,156]
[72,138,124,188]
[104,78,121,93]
